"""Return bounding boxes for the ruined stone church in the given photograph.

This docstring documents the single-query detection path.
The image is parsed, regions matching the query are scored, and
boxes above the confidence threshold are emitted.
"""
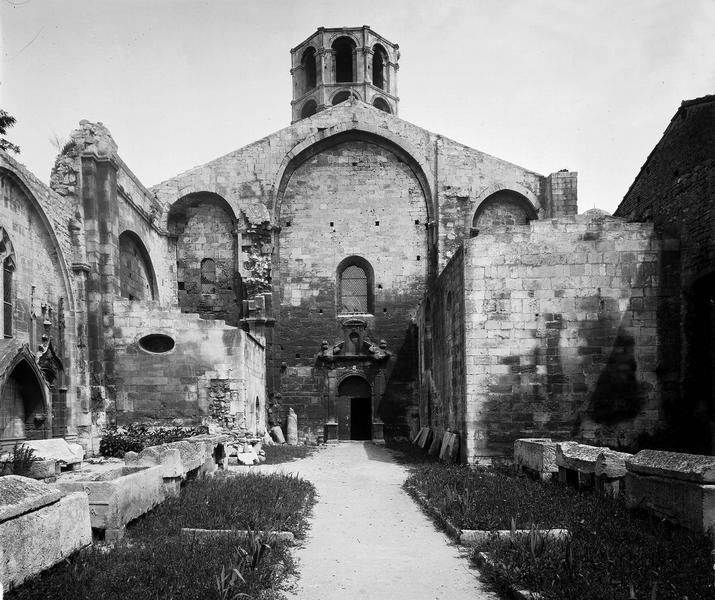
[0,26,712,460]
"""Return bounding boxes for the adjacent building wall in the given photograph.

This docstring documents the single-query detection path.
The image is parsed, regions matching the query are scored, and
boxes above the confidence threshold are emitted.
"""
[616,95,715,454]
[459,211,677,461]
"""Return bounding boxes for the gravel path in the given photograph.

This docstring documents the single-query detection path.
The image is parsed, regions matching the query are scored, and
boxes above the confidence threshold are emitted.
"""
[242,442,499,600]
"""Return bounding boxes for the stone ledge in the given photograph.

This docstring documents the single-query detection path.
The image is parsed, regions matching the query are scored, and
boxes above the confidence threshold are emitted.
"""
[473,552,542,600]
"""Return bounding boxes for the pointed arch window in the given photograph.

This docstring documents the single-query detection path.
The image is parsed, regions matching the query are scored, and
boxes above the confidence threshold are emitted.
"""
[337,256,374,314]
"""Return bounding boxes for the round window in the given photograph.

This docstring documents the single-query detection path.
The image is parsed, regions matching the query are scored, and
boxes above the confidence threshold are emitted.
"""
[138,334,175,354]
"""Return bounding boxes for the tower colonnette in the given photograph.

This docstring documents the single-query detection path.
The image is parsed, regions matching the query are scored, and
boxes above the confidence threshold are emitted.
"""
[290,26,399,123]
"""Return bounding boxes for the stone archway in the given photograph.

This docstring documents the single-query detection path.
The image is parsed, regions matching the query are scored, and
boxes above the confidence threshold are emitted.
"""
[0,346,51,446]
[337,375,372,441]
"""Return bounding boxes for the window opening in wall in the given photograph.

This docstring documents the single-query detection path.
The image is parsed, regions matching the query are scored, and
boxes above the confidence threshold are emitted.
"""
[372,45,386,89]
[332,91,352,105]
[333,37,355,82]
[301,99,317,119]
[201,258,216,294]
[372,97,391,114]
[340,265,368,313]
[3,258,12,338]
[301,47,317,92]
[138,334,175,354]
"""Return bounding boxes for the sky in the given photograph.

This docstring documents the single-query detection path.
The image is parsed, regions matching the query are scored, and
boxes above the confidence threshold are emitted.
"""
[1,0,713,214]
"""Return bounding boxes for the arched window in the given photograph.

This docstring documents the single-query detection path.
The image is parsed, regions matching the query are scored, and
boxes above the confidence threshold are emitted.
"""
[118,231,156,301]
[332,91,353,106]
[301,47,317,92]
[201,258,216,294]
[372,44,387,89]
[372,97,391,114]
[301,99,317,119]
[337,256,374,314]
[332,37,356,83]
[3,256,13,338]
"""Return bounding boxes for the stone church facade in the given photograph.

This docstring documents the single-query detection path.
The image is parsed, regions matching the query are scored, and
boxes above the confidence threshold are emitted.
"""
[0,26,709,458]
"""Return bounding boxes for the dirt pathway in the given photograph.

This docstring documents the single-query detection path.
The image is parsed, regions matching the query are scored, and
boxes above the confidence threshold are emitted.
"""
[245,442,499,600]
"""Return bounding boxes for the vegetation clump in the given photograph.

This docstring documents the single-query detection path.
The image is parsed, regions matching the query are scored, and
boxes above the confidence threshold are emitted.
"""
[8,471,316,600]
[402,460,714,600]
[0,442,38,477]
[99,423,207,458]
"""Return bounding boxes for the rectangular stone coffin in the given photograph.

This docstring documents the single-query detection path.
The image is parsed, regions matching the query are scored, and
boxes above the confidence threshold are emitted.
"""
[513,438,557,480]
[0,476,91,590]
[54,465,165,540]
[625,450,715,535]
[556,442,602,488]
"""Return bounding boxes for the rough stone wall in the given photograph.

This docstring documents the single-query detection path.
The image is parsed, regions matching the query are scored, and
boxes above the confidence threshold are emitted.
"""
[118,233,154,301]
[112,300,265,430]
[615,95,715,453]
[417,246,465,448]
[174,201,238,324]
[151,101,561,273]
[276,139,427,436]
[459,212,677,461]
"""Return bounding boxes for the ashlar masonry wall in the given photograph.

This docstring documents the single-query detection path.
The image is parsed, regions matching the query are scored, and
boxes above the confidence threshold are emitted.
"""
[460,211,678,461]
[112,300,265,431]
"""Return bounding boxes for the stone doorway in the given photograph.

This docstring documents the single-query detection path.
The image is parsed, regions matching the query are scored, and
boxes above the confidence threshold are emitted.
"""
[337,375,372,441]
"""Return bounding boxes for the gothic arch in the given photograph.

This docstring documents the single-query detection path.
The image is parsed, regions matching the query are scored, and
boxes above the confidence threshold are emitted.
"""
[0,343,51,442]
[0,166,76,315]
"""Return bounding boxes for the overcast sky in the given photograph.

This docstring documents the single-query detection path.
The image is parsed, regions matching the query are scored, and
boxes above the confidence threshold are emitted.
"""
[1,0,713,214]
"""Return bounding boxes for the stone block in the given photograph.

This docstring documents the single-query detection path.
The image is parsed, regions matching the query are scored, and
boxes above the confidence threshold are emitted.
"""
[555,442,601,474]
[595,449,632,479]
[626,449,715,484]
[0,490,91,590]
[625,471,715,534]
[417,428,433,450]
[513,438,557,478]
[23,438,84,469]
[55,465,165,533]
[0,475,63,522]
[439,432,454,461]
[165,440,204,474]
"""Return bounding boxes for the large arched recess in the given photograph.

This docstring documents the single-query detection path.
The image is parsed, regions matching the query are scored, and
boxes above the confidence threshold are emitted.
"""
[272,128,434,224]
[0,166,76,316]
[118,230,158,301]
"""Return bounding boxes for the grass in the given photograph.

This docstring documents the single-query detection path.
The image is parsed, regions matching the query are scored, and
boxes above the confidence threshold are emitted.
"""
[398,456,714,600]
[8,471,316,600]
[261,443,317,465]
[130,471,315,538]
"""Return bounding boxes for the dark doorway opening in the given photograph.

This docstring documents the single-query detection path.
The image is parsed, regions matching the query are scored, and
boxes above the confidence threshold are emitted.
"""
[691,272,715,453]
[337,375,372,440]
[350,397,372,440]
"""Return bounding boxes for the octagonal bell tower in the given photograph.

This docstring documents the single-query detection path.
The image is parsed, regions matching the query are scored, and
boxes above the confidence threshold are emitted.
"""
[290,26,400,123]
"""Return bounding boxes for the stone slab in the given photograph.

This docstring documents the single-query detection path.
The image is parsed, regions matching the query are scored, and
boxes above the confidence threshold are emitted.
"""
[446,433,460,463]
[0,491,91,590]
[439,432,453,461]
[23,439,84,467]
[427,433,442,456]
[626,449,715,484]
[0,475,64,523]
[513,438,557,474]
[55,465,165,530]
[417,428,433,450]
[555,442,601,474]
[625,471,715,534]
[595,449,632,479]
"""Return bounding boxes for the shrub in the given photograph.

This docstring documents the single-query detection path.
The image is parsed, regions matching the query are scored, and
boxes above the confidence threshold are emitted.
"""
[99,424,207,458]
[0,442,38,477]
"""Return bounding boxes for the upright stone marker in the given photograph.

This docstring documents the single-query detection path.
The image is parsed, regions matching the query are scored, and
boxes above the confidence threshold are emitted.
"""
[287,408,298,445]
